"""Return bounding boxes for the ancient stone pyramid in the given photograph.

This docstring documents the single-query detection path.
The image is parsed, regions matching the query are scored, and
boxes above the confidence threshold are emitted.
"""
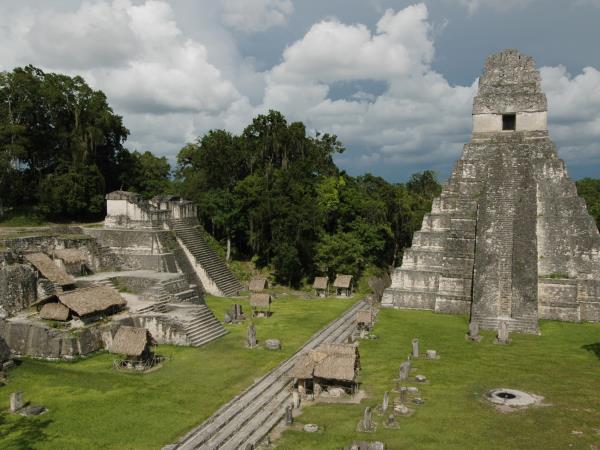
[382,49,600,333]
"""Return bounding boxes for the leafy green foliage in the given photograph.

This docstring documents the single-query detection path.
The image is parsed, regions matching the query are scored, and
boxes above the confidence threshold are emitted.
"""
[175,110,444,285]
[576,177,600,230]
[0,65,175,219]
[38,165,105,219]
[118,150,172,199]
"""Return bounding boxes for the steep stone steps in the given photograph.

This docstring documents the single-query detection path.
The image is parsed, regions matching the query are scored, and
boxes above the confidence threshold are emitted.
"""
[183,305,228,347]
[168,219,242,297]
[472,314,539,334]
[137,300,170,314]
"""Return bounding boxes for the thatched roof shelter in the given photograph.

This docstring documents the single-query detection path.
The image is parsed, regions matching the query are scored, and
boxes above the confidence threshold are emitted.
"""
[53,249,86,264]
[313,277,328,290]
[58,286,126,317]
[39,302,70,321]
[25,252,75,286]
[288,353,317,379]
[333,274,353,289]
[288,343,359,382]
[356,310,373,325]
[250,293,272,309]
[110,326,156,357]
[249,277,268,292]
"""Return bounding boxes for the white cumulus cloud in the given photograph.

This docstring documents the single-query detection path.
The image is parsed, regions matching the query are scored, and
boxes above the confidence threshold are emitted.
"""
[0,1,599,176]
[221,0,294,33]
[0,0,255,156]
[261,4,474,171]
[450,0,534,15]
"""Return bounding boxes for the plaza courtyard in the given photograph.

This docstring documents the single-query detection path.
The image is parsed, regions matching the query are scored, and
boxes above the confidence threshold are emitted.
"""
[0,294,598,449]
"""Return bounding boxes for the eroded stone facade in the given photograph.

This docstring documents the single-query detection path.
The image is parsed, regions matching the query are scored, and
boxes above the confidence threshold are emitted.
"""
[382,49,600,332]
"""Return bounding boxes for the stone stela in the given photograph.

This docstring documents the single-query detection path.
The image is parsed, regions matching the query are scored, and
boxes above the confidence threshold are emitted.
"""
[246,323,257,348]
[495,320,511,344]
[382,49,600,333]
[10,391,23,412]
[412,338,419,358]
[399,361,411,381]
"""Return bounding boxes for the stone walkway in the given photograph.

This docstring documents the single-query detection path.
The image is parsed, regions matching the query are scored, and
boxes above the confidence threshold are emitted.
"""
[167,299,370,450]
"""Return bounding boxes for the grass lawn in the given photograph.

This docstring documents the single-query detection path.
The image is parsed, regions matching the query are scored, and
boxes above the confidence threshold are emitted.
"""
[275,309,600,450]
[0,294,357,449]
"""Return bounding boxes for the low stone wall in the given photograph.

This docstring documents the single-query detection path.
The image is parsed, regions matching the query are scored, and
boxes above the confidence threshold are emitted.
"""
[83,228,162,252]
[0,319,104,359]
[125,315,190,346]
[84,228,178,272]
[118,253,165,271]
[111,275,159,294]
[1,234,116,273]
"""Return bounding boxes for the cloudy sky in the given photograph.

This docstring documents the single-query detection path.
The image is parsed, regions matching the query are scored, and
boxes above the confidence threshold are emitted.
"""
[1,0,600,181]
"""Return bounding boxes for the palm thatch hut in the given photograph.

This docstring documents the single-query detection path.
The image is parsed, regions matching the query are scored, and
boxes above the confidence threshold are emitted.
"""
[110,326,158,370]
[53,249,87,276]
[110,326,156,360]
[288,343,360,396]
[59,286,126,322]
[248,277,269,292]
[39,302,70,321]
[356,309,373,331]
[333,274,353,297]
[250,293,272,317]
[313,277,329,297]
[25,252,75,287]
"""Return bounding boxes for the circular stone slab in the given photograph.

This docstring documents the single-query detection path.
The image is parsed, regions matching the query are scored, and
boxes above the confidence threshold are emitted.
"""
[303,424,319,433]
[486,388,539,406]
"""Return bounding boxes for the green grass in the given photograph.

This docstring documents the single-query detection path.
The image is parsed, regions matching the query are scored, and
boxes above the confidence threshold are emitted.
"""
[0,295,356,449]
[275,309,600,450]
[0,214,49,228]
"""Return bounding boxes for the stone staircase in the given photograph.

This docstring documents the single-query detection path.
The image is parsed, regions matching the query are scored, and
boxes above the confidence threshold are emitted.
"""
[168,218,242,297]
[471,314,539,334]
[382,158,479,315]
[137,300,170,314]
[183,305,228,346]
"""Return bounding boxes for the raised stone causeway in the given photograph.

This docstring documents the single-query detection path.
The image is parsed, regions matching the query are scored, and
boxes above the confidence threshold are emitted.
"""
[382,49,600,332]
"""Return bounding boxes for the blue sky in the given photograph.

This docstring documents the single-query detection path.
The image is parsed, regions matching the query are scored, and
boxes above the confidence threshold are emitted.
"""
[1,0,600,182]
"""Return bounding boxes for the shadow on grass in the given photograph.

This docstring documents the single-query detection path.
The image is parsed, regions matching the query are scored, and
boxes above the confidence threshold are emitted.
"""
[582,343,600,359]
[0,412,53,448]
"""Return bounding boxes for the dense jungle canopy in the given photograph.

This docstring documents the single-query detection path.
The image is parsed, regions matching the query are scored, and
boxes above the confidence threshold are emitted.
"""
[1,66,599,285]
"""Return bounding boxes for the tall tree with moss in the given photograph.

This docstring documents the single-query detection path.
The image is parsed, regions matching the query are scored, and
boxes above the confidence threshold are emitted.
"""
[0,65,130,218]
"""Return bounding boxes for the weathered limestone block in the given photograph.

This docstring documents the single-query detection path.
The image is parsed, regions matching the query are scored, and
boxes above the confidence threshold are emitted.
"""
[0,319,103,359]
[0,258,37,316]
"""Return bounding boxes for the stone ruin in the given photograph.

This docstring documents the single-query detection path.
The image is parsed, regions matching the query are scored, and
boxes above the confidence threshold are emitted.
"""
[0,191,243,359]
[88,191,242,297]
[383,49,600,333]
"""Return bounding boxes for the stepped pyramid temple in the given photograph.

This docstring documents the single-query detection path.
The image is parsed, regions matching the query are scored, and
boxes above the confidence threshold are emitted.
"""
[382,49,600,333]
[0,192,242,359]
